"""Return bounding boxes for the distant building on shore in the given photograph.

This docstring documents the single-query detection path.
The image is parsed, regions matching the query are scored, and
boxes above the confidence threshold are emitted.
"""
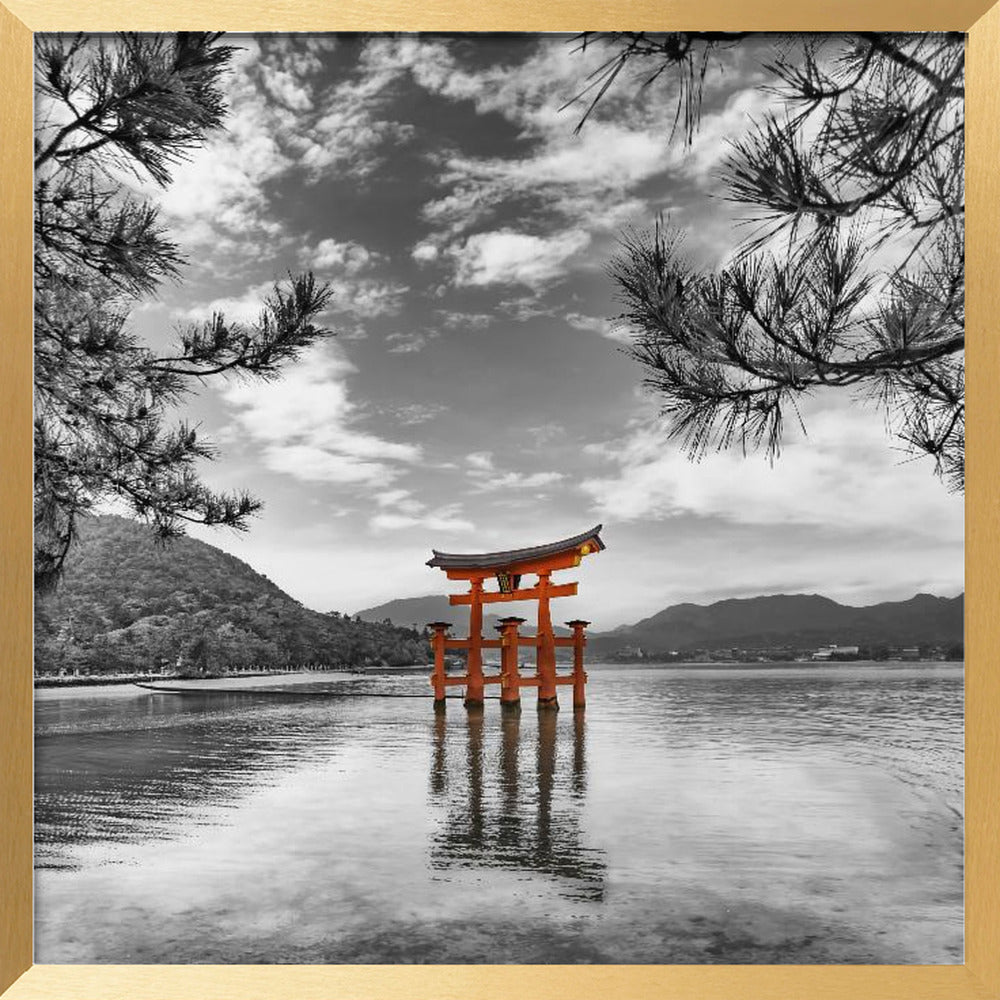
[811,644,860,661]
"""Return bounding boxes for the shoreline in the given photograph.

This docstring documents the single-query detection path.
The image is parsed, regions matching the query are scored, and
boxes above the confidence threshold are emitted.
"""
[34,658,962,692]
[32,668,371,690]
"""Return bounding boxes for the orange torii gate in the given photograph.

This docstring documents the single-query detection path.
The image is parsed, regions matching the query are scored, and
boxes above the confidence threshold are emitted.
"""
[425,525,605,712]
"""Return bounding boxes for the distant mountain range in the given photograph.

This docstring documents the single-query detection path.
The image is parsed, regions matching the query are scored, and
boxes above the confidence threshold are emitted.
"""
[356,594,572,639]
[358,591,964,654]
[358,594,502,632]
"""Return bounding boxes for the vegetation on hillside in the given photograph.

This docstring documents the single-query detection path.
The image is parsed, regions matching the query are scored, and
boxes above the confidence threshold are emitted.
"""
[35,516,431,677]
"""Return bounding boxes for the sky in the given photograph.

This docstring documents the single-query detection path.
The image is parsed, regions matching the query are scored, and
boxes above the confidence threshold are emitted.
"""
[115,33,961,629]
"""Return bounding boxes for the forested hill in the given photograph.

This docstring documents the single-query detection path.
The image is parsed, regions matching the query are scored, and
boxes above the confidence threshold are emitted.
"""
[34,516,431,676]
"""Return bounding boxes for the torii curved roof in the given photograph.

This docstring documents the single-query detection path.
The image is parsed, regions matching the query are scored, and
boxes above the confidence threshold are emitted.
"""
[427,524,604,571]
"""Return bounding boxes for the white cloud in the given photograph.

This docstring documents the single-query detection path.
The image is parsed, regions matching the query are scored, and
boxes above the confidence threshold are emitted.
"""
[411,241,440,263]
[288,43,417,181]
[580,401,963,542]
[295,111,414,180]
[385,332,429,354]
[448,125,666,192]
[466,452,494,471]
[308,238,380,274]
[497,296,559,322]
[370,504,476,534]
[144,42,295,252]
[142,36,414,265]
[221,342,421,488]
[179,281,276,324]
[380,402,449,425]
[419,181,508,241]
[290,237,408,320]
[673,86,776,181]
[450,228,591,290]
[565,311,632,344]
[366,485,475,534]
[523,422,566,446]
[464,450,565,492]
[481,471,565,490]
[258,36,339,78]
[436,310,495,331]
[324,277,409,319]
[386,36,776,291]
[389,36,683,275]
[180,268,405,331]
[262,445,398,486]
[375,489,424,515]
[259,62,314,111]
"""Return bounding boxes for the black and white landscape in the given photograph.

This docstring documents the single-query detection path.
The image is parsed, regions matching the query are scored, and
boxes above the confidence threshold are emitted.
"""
[33,33,964,966]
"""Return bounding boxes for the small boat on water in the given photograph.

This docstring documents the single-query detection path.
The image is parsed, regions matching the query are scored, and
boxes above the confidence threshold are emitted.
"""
[133,681,338,697]
[132,681,469,700]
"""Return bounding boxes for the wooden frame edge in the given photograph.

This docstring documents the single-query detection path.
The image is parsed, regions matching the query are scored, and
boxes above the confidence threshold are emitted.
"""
[0,962,996,1000]
[962,0,1000,993]
[0,0,997,32]
[0,3,36,996]
[3,3,998,998]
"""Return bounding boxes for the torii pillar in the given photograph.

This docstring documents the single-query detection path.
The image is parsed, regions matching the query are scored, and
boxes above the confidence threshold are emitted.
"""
[464,578,485,709]
[535,572,558,710]
[427,621,451,712]
[497,616,525,713]
[566,619,590,711]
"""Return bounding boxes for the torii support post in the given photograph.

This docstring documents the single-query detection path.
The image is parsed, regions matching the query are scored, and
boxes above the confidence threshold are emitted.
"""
[566,619,590,711]
[536,572,558,711]
[427,621,451,712]
[497,616,525,713]
[465,578,485,709]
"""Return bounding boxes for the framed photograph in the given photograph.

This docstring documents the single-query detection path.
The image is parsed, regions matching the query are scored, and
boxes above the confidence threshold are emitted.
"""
[2,1,999,998]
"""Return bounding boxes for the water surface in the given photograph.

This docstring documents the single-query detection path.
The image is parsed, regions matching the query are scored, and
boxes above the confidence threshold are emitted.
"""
[34,663,963,964]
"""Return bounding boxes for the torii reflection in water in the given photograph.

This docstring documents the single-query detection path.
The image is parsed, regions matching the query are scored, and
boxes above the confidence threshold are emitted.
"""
[428,708,606,901]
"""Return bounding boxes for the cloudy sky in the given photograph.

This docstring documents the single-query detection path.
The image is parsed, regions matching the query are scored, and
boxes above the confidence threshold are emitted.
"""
[122,33,961,629]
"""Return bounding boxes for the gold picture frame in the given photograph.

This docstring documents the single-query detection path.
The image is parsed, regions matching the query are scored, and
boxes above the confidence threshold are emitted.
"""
[2,3,997,997]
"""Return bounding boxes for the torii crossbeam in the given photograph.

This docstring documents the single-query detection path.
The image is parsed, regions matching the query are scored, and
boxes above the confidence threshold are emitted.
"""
[425,525,605,712]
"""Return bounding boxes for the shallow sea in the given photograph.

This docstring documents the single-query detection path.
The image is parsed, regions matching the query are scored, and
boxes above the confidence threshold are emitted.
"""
[34,662,963,964]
